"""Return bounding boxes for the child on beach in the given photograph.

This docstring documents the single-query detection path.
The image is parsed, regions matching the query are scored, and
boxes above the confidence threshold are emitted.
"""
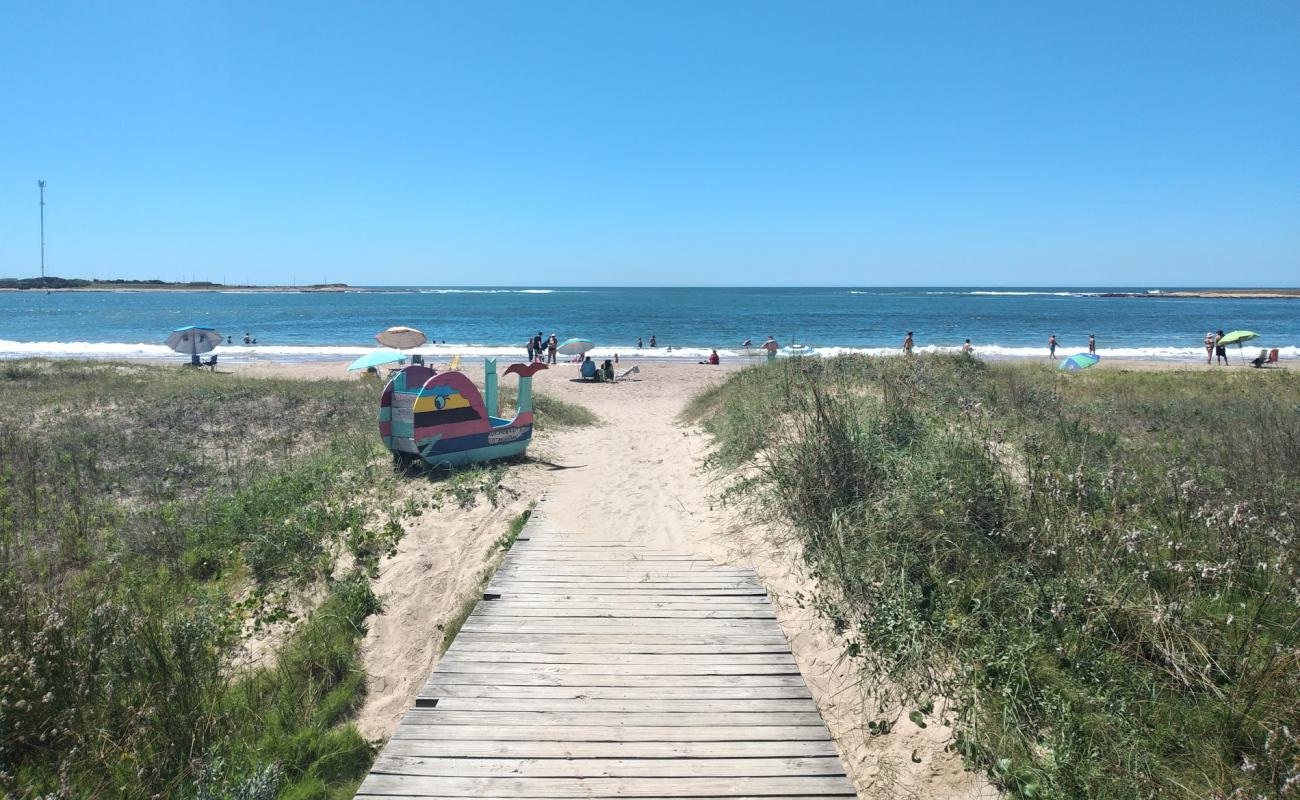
[902,332,914,355]
[1048,334,1058,359]
[961,339,973,355]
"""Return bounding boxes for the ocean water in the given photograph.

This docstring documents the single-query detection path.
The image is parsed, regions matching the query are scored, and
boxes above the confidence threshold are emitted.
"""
[1,287,1297,363]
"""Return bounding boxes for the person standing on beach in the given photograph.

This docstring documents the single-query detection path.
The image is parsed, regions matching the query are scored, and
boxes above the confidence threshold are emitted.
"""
[1048,334,1058,359]
[637,336,643,349]
[547,333,558,364]
[902,331,914,355]
[1204,332,1215,364]
[1215,330,1228,365]
[649,335,657,348]
[525,336,535,362]
[1088,334,1096,354]
[961,339,973,355]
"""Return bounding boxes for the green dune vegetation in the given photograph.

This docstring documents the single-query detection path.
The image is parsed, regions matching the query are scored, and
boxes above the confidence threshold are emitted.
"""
[0,359,591,799]
[687,356,1299,799]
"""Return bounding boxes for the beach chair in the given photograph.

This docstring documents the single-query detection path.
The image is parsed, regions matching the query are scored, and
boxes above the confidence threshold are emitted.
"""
[449,354,462,371]
[1267,348,1279,367]
[196,354,218,371]
[1251,349,1268,368]
[617,365,640,380]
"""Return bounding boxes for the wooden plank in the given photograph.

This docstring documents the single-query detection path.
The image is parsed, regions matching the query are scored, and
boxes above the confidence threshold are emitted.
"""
[441,641,791,654]
[388,724,835,742]
[430,662,802,676]
[447,633,789,646]
[429,697,817,713]
[419,673,811,688]
[418,685,813,701]
[371,754,847,778]
[438,652,796,666]
[472,607,778,619]
[379,739,837,759]
[398,711,826,727]
[357,774,856,797]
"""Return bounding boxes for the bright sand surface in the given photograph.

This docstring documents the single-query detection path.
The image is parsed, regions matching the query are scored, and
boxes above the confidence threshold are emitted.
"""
[222,355,1273,797]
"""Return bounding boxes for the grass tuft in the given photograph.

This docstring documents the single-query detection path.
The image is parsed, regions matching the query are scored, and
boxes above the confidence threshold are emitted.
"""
[695,355,1300,799]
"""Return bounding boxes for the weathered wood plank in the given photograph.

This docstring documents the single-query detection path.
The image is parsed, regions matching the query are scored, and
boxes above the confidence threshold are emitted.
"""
[397,711,826,727]
[438,652,796,666]
[417,685,813,701]
[419,673,810,688]
[430,661,801,676]
[357,774,856,797]
[371,754,847,778]
[429,697,817,713]
[388,724,835,742]
[378,739,837,759]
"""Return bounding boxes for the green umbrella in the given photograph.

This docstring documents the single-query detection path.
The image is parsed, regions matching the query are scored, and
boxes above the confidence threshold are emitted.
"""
[1217,330,1258,347]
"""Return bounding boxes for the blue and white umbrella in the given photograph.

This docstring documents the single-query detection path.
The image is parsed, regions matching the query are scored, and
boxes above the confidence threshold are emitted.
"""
[166,325,222,356]
[1058,353,1101,371]
[348,349,405,372]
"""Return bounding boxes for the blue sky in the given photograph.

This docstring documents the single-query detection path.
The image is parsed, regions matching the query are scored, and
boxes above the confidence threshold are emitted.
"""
[1,1,1296,287]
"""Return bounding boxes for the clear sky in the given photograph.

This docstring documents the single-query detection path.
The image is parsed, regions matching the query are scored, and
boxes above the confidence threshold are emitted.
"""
[1,1,1296,287]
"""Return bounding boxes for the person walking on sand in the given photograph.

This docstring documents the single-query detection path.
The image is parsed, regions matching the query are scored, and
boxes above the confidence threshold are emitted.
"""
[902,331,914,355]
[1215,329,1228,365]
[525,336,535,363]
[1048,334,1058,360]
[1088,334,1096,354]
[1204,331,1215,364]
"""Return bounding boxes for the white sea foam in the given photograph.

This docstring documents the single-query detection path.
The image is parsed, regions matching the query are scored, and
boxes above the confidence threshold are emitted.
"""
[2,339,1295,364]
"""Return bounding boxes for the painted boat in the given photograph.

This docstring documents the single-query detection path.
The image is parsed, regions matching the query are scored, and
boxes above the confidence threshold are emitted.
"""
[379,358,546,467]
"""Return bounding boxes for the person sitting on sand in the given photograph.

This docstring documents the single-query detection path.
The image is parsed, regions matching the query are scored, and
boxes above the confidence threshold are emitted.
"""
[903,331,914,355]
[961,339,973,355]
[601,359,614,381]
[1205,332,1215,364]
[1215,330,1228,365]
[1251,348,1268,368]
[701,349,720,365]
[1048,334,1058,359]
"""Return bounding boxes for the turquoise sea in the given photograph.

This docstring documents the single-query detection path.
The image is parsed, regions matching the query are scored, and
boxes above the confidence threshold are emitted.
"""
[1,287,1296,363]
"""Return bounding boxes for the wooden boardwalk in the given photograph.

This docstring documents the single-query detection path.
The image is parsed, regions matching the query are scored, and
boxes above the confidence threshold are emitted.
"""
[356,509,856,799]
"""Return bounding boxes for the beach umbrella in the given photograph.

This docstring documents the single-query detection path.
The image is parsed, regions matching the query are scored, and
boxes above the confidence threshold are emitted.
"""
[1058,353,1101,371]
[557,338,595,356]
[376,326,427,350]
[347,349,405,372]
[165,325,222,356]
[1217,330,1259,348]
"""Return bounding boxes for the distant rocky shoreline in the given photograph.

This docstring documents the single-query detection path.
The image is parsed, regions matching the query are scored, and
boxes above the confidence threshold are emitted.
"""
[0,277,353,292]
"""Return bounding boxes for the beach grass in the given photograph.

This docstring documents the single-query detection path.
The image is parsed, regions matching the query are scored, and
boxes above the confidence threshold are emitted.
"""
[689,355,1300,799]
[0,360,588,799]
